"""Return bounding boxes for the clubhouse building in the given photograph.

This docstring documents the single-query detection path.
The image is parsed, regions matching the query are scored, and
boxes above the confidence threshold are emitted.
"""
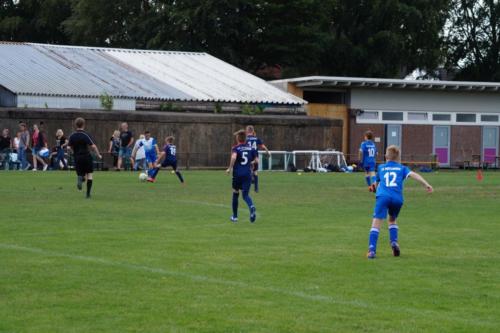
[272,76,500,168]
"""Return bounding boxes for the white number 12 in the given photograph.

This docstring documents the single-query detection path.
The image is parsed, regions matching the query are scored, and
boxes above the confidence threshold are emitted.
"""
[384,172,398,187]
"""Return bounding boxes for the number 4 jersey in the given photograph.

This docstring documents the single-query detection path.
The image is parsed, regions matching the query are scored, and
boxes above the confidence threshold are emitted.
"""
[232,144,257,178]
[375,161,412,201]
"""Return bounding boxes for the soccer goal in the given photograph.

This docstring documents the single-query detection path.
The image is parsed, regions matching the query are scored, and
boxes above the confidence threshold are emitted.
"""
[258,150,347,172]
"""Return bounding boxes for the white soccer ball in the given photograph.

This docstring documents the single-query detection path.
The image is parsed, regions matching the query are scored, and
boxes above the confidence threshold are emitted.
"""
[139,173,148,182]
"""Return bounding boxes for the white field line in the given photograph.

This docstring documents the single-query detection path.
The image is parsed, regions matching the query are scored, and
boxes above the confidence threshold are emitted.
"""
[0,242,366,308]
[0,242,497,327]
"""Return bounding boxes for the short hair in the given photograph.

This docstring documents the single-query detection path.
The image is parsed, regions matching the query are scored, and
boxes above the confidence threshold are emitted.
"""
[364,130,374,140]
[386,145,400,161]
[75,117,85,128]
[166,136,175,143]
[234,129,246,143]
[246,125,255,134]
[144,130,150,135]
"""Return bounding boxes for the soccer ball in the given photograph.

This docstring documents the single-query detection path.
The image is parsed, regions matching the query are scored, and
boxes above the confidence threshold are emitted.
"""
[139,173,148,182]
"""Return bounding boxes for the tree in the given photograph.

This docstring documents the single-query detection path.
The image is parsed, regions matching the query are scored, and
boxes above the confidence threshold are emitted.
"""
[319,0,449,78]
[63,0,154,47]
[0,0,71,43]
[445,0,500,81]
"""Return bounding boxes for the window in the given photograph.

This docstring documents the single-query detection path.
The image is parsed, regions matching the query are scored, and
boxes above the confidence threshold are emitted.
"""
[433,114,451,121]
[408,112,428,121]
[303,91,346,104]
[358,111,379,120]
[456,113,477,123]
[382,112,403,121]
[481,115,499,122]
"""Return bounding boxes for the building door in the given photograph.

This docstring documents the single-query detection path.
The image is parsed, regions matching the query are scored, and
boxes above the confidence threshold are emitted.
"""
[386,124,402,148]
[482,127,499,166]
[433,126,450,167]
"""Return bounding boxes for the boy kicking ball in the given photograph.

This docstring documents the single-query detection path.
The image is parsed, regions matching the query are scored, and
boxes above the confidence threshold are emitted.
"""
[367,145,433,259]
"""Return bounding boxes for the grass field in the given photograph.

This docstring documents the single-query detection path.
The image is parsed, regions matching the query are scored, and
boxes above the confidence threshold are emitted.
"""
[0,170,499,332]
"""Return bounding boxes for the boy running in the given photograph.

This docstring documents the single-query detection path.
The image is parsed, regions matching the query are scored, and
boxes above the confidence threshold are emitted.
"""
[227,130,258,223]
[149,136,184,184]
[68,118,102,198]
[245,125,269,193]
[367,145,433,259]
[359,130,377,192]
[132,131,159,173]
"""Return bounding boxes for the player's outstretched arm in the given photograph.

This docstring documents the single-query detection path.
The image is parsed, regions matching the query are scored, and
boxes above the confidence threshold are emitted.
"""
[260,144,270,156]
[226,153,237,174]
[409,172,433,193]
[91,144,102,160]
[155,152,165,165]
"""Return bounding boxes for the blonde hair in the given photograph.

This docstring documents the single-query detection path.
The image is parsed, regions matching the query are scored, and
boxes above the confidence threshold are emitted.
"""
[234,129,246,143]
[56,129,64,137]
[246,125,255,134]
[386,145,401,161]
[166,136,175,143]
[113,130,120,138]
[139,134,145,140]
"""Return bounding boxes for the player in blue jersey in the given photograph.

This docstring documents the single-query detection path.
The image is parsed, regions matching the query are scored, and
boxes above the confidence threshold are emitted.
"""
[359,130,378,192]
[148,136,184,184]
[227,129,258,223]
[132,131,159,174]
[367,145,433,259]
[246,125,270,193]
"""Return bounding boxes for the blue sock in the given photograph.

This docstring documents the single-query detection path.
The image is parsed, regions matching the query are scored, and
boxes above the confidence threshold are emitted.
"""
[254,175,259,192]
[149,167,159,179]
[175,171,184,183]
[232,192,239,218]
[368,228,380,253]
[242,190,254,210]
[389,224,399,243]
[365,176,371,186]
[371,176,377,185]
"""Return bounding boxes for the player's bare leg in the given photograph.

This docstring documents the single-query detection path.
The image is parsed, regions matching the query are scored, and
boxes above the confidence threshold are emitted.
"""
[367,218,383,259]
[388,216,400,256]
[368,171,376,192]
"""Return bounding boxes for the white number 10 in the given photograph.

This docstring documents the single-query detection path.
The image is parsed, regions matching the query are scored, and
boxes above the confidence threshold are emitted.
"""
[384,172,398,187]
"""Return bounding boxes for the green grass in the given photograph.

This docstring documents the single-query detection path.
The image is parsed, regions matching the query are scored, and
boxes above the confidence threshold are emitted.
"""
[0,170,499,332]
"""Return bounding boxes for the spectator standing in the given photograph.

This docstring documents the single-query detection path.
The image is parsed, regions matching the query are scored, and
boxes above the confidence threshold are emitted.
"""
[54,129,68,170]
[117,122,134,170]
[18,122,30,170]
[32,123,48,171]
[108,130,120,170]
[0,128,12,170]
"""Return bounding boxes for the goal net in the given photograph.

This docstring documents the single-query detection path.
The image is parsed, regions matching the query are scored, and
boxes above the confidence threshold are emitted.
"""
[258,150,347,172]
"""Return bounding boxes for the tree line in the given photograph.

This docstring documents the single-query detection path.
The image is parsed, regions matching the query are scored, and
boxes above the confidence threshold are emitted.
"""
[0,0,498,81]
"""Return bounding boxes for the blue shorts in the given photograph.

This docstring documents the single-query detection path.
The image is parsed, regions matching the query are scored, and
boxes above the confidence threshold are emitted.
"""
[119,147,132,158]
[373,196,403,219]
[232,175,252,192]
[145,152,157,164]
[364,163,376,172]
[161,159,177,170]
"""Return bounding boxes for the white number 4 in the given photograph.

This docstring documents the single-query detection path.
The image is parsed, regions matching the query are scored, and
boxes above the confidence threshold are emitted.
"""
[384,172,398,187]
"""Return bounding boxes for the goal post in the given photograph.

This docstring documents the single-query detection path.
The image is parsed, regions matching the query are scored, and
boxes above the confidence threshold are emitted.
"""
[258,150,347,172]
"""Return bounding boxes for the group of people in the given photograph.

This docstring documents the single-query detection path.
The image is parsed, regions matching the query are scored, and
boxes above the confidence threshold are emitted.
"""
[0,121,68,171]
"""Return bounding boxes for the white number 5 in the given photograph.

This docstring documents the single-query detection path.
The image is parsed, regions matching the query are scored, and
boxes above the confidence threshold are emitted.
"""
[241,152,248,165]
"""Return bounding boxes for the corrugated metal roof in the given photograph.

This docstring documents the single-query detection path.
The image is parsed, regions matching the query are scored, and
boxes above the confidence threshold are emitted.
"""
[0,42,304,105]
[272,76,500,92]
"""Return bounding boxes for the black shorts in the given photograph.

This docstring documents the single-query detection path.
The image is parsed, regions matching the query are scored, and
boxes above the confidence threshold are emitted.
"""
[74,154,93,176]
[232,175,252,192]
[161,159,178,170]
